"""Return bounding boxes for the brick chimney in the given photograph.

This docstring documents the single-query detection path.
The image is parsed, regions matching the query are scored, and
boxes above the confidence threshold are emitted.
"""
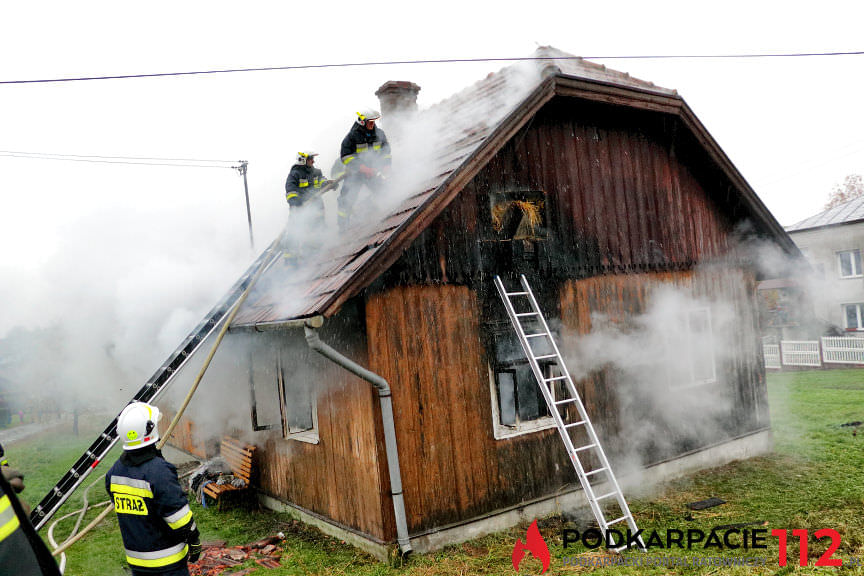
[375,81,421,120]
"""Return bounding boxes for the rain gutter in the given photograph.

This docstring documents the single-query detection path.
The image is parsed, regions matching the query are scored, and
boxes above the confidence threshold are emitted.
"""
[302,317,413,556]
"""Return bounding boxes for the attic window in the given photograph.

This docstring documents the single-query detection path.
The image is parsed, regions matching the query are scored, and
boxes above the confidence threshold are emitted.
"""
[488,190,548,241]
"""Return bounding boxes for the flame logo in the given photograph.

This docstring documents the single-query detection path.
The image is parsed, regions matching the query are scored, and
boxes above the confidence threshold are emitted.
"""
[512,519,550,574]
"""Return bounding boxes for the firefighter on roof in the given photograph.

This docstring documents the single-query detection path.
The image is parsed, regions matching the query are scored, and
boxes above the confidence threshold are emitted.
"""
[337,108,391,229]
[106,402,201,576]
[285,151,327,208]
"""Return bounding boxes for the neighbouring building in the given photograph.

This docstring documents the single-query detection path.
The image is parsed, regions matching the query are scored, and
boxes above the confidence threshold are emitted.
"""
[161,47,797,559]
[786,196,864,333]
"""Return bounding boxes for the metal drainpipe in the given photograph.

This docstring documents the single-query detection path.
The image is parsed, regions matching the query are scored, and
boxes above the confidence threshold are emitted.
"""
[303,321,413,556]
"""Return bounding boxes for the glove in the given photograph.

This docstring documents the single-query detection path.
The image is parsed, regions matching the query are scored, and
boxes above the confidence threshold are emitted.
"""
[188,539,202,563]
[358,165,376,178]
[1,467,24,493]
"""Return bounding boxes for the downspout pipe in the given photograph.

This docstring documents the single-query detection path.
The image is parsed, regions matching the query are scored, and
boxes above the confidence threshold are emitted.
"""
[303,321,413,556]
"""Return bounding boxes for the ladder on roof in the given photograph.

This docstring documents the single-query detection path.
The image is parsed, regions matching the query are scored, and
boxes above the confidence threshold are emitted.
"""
[494,274,645,552]
[30,236,283,531]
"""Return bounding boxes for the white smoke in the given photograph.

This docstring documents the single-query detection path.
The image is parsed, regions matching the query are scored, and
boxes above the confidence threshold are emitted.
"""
[149,59,550,448]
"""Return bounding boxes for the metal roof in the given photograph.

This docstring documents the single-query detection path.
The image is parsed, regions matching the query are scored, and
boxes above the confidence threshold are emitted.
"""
[786,195,864,232]
[231,46,789,328]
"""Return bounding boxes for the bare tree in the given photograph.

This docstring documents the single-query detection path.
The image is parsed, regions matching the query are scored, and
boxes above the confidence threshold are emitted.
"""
[825,174,864,209]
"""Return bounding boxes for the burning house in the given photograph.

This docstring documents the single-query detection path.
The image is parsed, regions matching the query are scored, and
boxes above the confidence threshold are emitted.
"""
[162,47,796,558]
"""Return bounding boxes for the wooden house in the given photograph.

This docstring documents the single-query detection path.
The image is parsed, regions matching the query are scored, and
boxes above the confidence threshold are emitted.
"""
[164,47,796,558]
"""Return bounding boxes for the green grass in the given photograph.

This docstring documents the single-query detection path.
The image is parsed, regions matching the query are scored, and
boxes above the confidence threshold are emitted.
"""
[7,369,864,574]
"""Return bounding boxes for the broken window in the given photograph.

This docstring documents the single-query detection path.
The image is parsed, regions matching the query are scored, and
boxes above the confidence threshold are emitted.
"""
[488,190,548,241]
[248,335,318,443]
[487,321,555,438]
[277,354,316,438]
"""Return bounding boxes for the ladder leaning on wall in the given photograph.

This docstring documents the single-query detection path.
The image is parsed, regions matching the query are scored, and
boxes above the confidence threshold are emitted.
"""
[494,274,645,552]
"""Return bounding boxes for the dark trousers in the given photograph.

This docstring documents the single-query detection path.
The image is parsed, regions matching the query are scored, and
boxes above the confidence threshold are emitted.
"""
[338,176,382,231]
[337,180,360,231]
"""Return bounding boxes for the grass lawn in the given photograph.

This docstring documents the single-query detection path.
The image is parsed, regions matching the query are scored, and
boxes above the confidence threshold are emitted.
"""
[7,369,864,575]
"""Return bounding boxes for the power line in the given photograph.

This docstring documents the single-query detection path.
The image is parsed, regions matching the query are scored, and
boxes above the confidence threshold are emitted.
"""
[1,51,862,85]
[0,150,237,164]
[0,151,240,169]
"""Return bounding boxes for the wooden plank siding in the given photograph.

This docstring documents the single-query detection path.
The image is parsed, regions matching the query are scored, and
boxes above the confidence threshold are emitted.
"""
[364,95,769,536]
[250,324,392,541]
[164,320,392,542]
[560,269,768,465]
[365,285,576,534]
[366,267,766,536]
[381,97,736,287]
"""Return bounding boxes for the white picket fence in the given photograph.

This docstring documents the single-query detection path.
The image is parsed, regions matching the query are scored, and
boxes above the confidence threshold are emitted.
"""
[764,337,864,368]
[780,341,822,367]
[763,344,781,369]
[822,337,864,364]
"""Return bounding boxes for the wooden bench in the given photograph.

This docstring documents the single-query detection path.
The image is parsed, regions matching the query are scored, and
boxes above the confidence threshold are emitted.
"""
[202,437,256,509]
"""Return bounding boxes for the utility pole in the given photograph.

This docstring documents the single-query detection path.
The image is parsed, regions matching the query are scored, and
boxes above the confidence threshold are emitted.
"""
[234,160,255,250]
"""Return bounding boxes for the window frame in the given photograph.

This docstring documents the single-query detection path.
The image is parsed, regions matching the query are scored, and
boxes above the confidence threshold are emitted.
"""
[837,249,862,279]
[666,307,718,390]
[249,344,319,444]
[488,362,556,440]
[843,303,864,331]
[276,351,319,444]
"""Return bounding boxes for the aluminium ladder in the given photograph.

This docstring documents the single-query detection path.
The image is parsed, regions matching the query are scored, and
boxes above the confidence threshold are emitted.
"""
[494,274,645,551]
[30,236,284,531]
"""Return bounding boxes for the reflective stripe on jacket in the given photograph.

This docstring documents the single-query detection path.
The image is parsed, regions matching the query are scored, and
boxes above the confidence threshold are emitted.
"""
[285,164,326,207]
[106,448,197,573]
[0,476,59,575]
[339,123,391,171]
[0,494,20,542]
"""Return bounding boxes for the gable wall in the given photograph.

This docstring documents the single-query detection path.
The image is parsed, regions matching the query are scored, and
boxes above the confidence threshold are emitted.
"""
[380,96,738,286]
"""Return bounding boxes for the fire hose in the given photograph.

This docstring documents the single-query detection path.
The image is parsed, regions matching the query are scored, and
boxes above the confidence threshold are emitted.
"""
[49,231,287,559]
[48,475,111,573]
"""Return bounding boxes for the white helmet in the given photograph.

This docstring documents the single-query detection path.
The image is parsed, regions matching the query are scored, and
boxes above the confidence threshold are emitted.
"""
[117,402,161,451]
[295,150,318,166]
[356,108,381,126]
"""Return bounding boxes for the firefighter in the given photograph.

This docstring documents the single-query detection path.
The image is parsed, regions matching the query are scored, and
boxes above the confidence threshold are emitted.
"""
[0,465,62,575]
[337,108,391,229]
[106,402,201,576]
[0,442,7,467]
[285,151,327,208]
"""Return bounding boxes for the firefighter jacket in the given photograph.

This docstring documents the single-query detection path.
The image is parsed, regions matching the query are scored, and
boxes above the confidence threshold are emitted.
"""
[0,442,7,467]
[0,470,61,576]
[106,447,199,574]
[338,123,391,177]
[285,164,326,207]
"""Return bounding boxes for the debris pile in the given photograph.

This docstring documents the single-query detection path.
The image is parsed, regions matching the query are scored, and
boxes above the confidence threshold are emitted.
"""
[187,457,247,505]
[189,534,285,575]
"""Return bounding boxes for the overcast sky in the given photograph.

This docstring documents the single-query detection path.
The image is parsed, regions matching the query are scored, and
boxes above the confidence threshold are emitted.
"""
[1,1,862,398]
